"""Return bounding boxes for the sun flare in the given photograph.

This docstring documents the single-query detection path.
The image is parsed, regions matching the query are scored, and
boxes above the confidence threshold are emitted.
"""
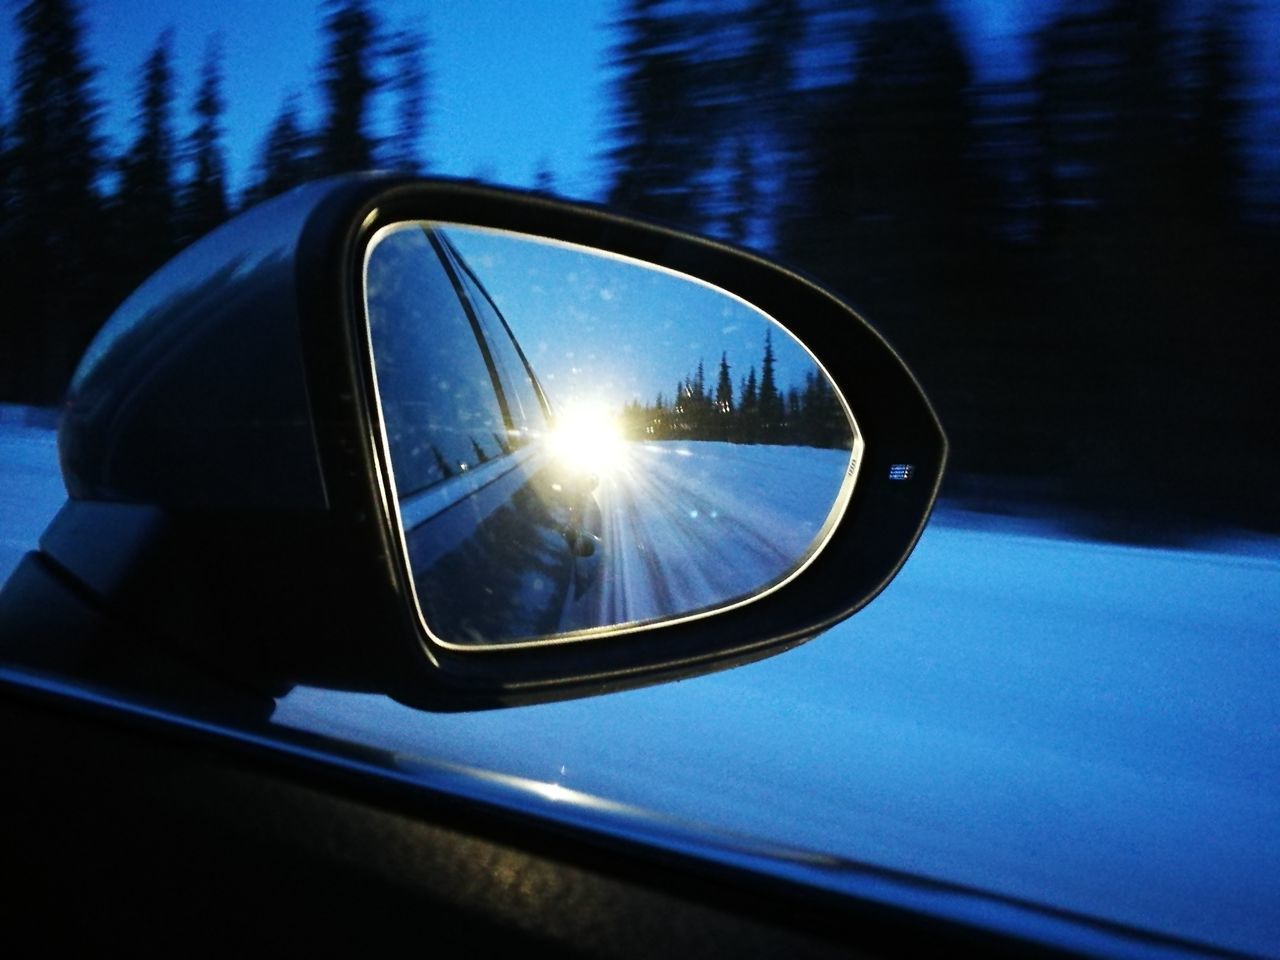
[547,401,628,476]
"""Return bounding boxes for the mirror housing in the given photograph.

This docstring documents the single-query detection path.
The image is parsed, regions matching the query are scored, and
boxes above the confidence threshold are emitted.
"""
[36,174,945,707]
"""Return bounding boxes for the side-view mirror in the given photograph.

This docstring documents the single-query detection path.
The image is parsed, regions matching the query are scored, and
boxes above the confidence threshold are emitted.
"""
[9,175,945,707]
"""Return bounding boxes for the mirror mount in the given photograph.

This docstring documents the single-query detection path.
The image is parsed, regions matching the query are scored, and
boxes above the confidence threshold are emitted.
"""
[9,174,945,708]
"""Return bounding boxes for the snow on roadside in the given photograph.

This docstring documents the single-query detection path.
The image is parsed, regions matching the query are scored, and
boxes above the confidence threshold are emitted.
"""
[0,419,65,585]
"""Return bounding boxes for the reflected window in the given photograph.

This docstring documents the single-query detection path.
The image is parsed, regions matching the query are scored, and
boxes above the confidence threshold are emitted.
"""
[443,237,549,439]
[366,225,509,498]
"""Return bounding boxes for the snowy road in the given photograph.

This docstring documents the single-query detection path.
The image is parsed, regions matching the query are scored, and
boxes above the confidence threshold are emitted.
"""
[566,440,850,630]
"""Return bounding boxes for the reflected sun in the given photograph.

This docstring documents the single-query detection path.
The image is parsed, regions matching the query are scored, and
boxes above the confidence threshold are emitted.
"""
[547,401,628,476]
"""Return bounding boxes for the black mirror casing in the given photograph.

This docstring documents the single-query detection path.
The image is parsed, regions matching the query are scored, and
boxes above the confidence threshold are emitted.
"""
[27,174,945,707]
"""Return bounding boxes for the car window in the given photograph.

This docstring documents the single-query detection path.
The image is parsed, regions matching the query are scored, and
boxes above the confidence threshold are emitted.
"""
[440,234,550,438]
[365,224,511,497]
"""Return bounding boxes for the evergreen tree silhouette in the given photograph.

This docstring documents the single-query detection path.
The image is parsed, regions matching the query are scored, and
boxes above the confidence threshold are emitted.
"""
[431,445,454,481]
[741,368,757,410]
[715,352,734,414]
[721,135,755,245]
[740,365,758,442]
[182,36,229,240]
[1029,0,1215,518]
[318,0,381,176]
[782,0,982,319]
[385,23,429,173]
[626,350,850,449]
[757,329,782,439]
[116,29,179,284]
[1184,5,1244,239]
[711,0,804,246]
[250,93,311,202]
[6,0,106,401]
[606,0,803,241]
[604,0,707,226]
[685,359,704,437]
[779,0,1009,473]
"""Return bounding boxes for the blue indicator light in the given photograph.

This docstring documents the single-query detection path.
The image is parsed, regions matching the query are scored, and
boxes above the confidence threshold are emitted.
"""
[889,464,914,481]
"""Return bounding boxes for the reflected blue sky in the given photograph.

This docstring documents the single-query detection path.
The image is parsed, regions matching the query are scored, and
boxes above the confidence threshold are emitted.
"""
[444,225,821,410]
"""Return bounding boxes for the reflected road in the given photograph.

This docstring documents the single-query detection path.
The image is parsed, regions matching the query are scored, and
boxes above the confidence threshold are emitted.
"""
[559,440,851,632]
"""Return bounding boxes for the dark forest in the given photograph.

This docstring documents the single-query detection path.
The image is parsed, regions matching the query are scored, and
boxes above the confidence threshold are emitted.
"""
[2,0,1277,533]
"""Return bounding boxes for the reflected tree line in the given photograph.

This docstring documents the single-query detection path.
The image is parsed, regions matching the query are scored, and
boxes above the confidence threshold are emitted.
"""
[618,332,848,447]
[2,0,1278,532]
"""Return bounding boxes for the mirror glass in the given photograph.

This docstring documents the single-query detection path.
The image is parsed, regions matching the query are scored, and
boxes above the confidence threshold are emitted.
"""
[364,223,862,648]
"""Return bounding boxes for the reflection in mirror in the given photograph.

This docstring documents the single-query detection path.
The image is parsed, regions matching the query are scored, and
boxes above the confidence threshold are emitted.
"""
[364,224,862,648]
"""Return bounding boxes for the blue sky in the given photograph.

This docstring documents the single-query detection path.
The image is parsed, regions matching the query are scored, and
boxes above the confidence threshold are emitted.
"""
[2,0,1275,199]
[443,224,822,410]
[1,0,612,198]
[0,0,1065,201]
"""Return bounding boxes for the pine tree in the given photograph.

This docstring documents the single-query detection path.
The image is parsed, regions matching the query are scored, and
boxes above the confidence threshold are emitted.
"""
[785,386,801,437]
[739,365,758,442]
[776,0,1014,471]
[1184,4,1244,238]
[713,0,804,247]
[6,0,106,401]
[1028,0,1196,515]
[604,0,708,226]
[741,367,757,410]
[606,0,804,241]
[1032,0,1181,236]
[318,0,381,176]
[9,0,101,229]
[757,329,782,439]
[780,0,983,357]
[715,352,733,414]
[251,93,311,202]
[117,30,179,278]
[183,36,229,239]
[431,445,454,480]
[385,24,429,173]
[673,379,688,435]
[721,135,755,245]
[801,370,843,447]
[689,357,712,437]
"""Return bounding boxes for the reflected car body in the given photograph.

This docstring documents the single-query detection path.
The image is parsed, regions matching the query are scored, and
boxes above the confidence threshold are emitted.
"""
[367,222,602,644]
